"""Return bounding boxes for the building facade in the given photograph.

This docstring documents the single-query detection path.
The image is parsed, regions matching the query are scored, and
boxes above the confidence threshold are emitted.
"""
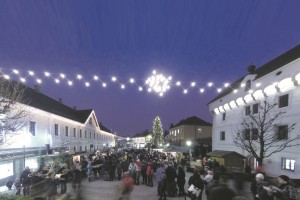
[208,45,300,178]
[166,116,212,146]
[0,82,115,152]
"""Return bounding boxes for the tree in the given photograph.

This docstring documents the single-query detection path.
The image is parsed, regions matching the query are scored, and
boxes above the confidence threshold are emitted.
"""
[233,101,300,168]
[0,78,31,147]
[152,116,164,147]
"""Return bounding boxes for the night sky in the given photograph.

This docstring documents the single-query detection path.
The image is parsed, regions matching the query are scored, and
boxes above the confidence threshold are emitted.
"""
[0,0,300,136]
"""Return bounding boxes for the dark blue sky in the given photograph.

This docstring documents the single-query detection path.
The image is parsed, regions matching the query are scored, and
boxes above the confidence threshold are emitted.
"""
[0,0,300,135]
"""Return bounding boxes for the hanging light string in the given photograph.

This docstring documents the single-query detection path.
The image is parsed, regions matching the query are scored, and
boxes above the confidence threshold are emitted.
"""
[0,68,236,96]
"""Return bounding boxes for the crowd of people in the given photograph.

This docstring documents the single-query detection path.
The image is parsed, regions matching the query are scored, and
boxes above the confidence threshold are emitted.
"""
[4,148,299,200]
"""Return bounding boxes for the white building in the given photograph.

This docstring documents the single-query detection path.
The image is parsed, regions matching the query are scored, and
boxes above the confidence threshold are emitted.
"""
[208,45,300,178]
[0,82,115,153]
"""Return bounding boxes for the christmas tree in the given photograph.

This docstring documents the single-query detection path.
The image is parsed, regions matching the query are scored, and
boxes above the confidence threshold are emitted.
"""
[152,116,164,147]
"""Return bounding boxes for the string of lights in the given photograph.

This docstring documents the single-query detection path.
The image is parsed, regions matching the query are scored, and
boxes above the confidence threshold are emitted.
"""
[0,68,241,96]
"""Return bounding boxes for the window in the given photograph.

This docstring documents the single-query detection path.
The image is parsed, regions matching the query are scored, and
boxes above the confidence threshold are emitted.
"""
[245,106,251,116]
[80,129,82,138]
[85,146,87,151]
[90,132,92,138]
[245,80,251,92]
[282,158,295,171]
[89,118,92,124]
[29,121,36,136]
[277,125,288,140]
[252,128,259,140]
[222,113,226,121]
[253,104,258,114]
[65,126,69,137]
[220,131,225,141]
[73,146,76,152]
[85,131,87,138]
[244,129,251,140]
[73,128,76,137]
[279,94,289,108]
[94,132,95,139]
[54,124,59,136]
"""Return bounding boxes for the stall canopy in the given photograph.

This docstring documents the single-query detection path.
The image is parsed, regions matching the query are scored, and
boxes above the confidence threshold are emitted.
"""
[164,146,190,153]
[207,150,245,172]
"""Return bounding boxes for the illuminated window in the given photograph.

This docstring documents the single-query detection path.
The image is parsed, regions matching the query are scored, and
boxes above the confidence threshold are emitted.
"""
[282,158,295,171]
[279,94,289,108]
[29,121,36,136]
[54,124,59,136]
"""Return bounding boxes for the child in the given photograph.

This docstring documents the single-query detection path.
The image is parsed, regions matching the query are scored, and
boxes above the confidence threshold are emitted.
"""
[159,174,167,200]
[14,178,21,195]
[86,160,93,182]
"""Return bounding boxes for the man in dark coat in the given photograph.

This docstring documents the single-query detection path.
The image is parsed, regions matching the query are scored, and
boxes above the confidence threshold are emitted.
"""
[20,166,31,195]
[209,175,236,200]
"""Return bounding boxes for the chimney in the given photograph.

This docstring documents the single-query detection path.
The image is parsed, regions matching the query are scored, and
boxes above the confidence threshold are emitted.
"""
[73,106,77,110]
[58,98,63,104]
[247,64,256,74]
[33,85,41,93]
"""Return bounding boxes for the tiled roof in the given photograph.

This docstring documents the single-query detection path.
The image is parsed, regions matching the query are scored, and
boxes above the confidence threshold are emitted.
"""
[99,123,112,133]
[208,44,300,104]
[3,77,93,123]
[172,116,212,128]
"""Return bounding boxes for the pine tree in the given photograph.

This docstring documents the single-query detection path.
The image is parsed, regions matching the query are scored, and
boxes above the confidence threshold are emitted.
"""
[152,116,164,147]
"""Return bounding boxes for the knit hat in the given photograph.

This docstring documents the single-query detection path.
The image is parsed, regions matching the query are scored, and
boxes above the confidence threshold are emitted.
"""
[279,175,289,183]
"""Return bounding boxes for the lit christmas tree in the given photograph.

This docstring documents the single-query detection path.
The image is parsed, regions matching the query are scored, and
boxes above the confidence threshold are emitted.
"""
[152,116,164,147]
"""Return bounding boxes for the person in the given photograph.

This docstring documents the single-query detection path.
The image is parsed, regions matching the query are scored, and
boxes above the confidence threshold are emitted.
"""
[156,164,166,195]
[253,173,272,200]
[205,173,220,199]
[20,166,31,195]
[14,178,21,195]
[208,175,236,200]
[128,159,138,183]
[158,174,167,200]
[135,159,142,185]
[146,161,154,187]
[141,161,147,185]
[188,169,204,200]
[166,162,177,197]
[6,178,13,190]
[72,161,82,192]
[86,160,93,182]
[177,166,185,196]
[268,175,297,200]
[118,171,134,200]
[204,170,213,197]
[45,170,58,200]
[57,164,69,194]
[117,160,123,181]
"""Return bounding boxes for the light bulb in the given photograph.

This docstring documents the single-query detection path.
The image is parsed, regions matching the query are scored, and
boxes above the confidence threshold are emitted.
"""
[60,73,65,79]
[217,88,222,93]
[85,82,90,87]
[129,78,135,83]
[256,83,261,87]
[13,69,19,74]
[55,79,60,84]
[138,86,143,91]
[199,88,205,93]
[44,72,50,77]
[224,83,230,88]
[183,89,188,94]
[207,82,213,87]
[68,81,73,86]
[176,81,181,86]
[102,82,107,88]
[233,89,238,94]
[28,71,35,76]
[77,74,82,80]
[191,82,196,87]
[111,76,117,82]
[121,84,125,89]
[93,75,99,80]
[241,83,246,88]
[4,75,10,79]
[20,77,26,83]
[36,79,42,84]
[152,70,156,75]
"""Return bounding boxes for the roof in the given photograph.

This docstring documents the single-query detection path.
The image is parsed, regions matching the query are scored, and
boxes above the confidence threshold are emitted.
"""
[172,116,212,128]
[99,123,112,133]
[2,77,93,124]
[207,150,246,158]
[208,44,300,104]
[164,146,190,153]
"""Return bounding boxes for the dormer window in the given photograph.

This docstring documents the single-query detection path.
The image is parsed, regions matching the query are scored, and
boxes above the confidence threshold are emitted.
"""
[245,80,251,92]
